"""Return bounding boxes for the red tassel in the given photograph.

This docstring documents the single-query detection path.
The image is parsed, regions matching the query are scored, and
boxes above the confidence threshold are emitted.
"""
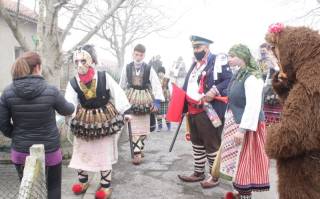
[214,96,228,104]
[198,71,206,94]
[185,133,191,141]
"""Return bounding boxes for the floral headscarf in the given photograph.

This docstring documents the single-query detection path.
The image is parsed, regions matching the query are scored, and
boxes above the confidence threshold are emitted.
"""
[228,44,262,80]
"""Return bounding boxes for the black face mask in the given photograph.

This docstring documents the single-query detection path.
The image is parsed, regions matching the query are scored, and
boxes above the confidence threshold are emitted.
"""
[194,50,206,61]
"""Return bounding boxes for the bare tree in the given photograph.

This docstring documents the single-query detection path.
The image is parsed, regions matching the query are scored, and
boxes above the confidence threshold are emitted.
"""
[286,0,320,27]
[0,0,126,88]
[97,0,172,68]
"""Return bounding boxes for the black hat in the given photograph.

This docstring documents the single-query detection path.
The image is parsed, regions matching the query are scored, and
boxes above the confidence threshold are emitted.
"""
[190,35,213,47]
[157,66,166,74]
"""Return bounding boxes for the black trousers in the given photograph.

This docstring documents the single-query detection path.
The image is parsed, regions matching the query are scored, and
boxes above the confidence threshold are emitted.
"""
[15,162,62,199]
[188,111,224,153]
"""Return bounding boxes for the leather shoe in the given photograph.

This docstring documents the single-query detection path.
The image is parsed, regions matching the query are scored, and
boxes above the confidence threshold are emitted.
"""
[177,172,205,182]
[200,176,219,189]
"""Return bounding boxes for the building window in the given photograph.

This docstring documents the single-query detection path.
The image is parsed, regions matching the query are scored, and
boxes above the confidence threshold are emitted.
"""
[14,47,24,59]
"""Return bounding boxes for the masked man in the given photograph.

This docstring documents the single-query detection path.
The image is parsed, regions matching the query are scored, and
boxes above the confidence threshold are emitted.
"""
[119,44,164,165]
[178,36,232,189]
[65,45,131,199]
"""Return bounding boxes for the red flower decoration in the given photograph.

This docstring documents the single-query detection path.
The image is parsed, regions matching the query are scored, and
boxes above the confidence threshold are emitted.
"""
[268,23,284,33]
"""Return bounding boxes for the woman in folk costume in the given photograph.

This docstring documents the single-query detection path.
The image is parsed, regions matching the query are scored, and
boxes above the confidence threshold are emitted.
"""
[156,66,172,132]
[120,44,164,165]
[65,45,131,199]
[220,44,270,199]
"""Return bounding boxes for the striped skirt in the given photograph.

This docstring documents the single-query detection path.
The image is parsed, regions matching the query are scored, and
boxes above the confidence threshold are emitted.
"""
[220,110,270,192]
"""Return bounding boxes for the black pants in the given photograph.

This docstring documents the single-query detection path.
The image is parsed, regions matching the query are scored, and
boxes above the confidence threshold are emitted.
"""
[188,111,224,153]
[15,162,62,199]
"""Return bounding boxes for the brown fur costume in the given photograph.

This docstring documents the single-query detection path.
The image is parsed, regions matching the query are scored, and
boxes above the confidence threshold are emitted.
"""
[265,26,320,199]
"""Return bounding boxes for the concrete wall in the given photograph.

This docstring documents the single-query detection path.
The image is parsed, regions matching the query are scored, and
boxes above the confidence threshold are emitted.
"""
[0,18,37,92]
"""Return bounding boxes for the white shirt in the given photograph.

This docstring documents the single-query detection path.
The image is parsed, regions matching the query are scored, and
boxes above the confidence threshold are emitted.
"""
[239,75,264,131]
[186,62,207,101]
[65,71,131,118]
[119,65,165,101]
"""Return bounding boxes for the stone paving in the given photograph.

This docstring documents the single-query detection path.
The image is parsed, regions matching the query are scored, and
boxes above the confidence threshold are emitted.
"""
[0,123,279,199]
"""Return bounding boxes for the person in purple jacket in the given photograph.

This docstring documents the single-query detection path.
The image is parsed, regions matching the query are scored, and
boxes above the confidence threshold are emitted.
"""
[0,52,74,199]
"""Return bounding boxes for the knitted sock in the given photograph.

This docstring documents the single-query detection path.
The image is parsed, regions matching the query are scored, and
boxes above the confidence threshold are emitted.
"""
[192,144,206,173]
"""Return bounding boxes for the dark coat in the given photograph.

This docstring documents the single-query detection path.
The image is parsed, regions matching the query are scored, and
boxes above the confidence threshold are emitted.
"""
[183,53,232,119]
[0,75,74,153]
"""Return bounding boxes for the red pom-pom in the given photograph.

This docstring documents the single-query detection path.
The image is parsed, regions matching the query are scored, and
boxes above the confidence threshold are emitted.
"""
[268,23,284,33]
[225,192,235,199]
[95,190,107,199]
[72,184,83,194]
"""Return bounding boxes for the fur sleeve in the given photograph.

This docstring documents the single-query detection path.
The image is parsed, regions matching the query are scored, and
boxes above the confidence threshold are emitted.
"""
[271,71,293,103]
[265,83,319,159]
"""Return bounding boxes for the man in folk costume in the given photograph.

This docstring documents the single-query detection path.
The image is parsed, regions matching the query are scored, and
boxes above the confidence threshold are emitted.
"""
[156,66,172,132]
[65,45,131,199]
[120,44,164,165]
[177,36,232,188]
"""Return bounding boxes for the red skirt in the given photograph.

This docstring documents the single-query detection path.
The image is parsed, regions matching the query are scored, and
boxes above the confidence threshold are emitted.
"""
[220,110,270,192]
[233,122,270,192]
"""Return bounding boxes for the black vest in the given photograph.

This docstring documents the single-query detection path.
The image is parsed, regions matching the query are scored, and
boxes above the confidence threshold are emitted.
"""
[227,73,265,124]
[70,71,110,109]
[126,62,151,90]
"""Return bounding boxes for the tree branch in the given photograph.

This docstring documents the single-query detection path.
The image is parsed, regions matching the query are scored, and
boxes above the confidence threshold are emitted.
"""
[68,0,125,53]
[36,0,45,51]
[61,0,89,43]
[293,6,320,21]
[0,0,31,51]
[100,46,117,57]
[50,0,69,35]
[15,0,20,27]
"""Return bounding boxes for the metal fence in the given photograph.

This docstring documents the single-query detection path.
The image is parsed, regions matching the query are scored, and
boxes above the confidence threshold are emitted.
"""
[0,163,20,198]
[0,145,47,199]
[0,134,19,198]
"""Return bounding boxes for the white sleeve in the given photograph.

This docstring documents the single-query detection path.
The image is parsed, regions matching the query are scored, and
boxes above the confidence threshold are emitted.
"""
[105,72,131,114]
[64,82,79,118]
[119,67,127,90]
[239,75,264,131]
[150,68,165,101]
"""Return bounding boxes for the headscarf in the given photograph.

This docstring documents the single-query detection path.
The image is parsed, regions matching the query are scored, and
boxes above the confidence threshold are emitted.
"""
[228,44,262,80]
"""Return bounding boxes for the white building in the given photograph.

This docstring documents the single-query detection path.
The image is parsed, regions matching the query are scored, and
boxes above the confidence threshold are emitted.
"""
[0,0,37,91]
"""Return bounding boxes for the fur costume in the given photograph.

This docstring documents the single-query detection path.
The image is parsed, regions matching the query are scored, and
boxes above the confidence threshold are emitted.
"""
[265,25,320,199]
